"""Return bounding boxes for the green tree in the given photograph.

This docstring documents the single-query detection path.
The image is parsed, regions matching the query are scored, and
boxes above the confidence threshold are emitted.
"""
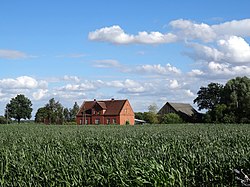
[144,112,159,124]
[194,83,224,111]
[223,76,250,122]
[161,113,183,124]
[45,98,64,124]
[135,112,145,120]
[5,94,32,123]
[35,107,48,123]
[35,98,64,124]
[69,102,79,122]
[63,108,70,122]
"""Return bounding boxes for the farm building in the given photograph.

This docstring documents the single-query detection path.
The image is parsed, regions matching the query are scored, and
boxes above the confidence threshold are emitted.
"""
[76,99,135,125]
[158,102,201,122]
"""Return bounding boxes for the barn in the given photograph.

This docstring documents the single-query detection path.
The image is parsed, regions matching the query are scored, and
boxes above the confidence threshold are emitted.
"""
[76,99,135,125]
[158,102,201,122]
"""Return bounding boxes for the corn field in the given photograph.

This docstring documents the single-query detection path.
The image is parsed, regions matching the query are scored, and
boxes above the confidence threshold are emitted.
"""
[0,124,250,186]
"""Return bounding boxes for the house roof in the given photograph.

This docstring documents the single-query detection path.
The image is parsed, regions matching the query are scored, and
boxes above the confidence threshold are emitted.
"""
[96,101,107,109]
[77,99,127,116]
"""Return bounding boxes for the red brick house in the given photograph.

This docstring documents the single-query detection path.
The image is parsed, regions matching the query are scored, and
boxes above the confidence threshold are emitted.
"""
[76,99,135,125]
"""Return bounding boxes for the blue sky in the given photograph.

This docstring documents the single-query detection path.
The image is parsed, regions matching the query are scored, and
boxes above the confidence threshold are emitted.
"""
[1,0,250,116]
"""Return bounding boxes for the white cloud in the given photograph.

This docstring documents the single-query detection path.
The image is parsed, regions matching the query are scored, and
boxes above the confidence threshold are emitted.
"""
[212,19,250,37]
[218,36,250,64]
[88,25,177,45]
[59,80,98,91]
[63,75,80,82]
[93,59,121,68]
[32,89,48,100]
[134,31,177,44]
[207,61,250,76]
[136,63,181,75]
[0,76,41,89]
[184,89,195,97]
[188,69,204,76]
[170,19,216,42]
[169,79,179,89]
[0,49,29,59]
[186,43,224,62]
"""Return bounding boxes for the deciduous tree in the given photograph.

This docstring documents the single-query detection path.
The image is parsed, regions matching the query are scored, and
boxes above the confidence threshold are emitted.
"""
[5,94,32,123]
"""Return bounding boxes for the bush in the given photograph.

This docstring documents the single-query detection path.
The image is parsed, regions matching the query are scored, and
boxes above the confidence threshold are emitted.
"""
[0,116,7,124]
[161,113,183,124]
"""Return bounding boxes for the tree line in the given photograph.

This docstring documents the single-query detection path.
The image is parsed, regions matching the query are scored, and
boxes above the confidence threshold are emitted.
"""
[0,95,79,124]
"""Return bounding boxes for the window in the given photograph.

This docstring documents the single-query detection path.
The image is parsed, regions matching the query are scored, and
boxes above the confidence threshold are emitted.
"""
[112,118,116,124]
[107,118,110,124]
[95,118,100,124]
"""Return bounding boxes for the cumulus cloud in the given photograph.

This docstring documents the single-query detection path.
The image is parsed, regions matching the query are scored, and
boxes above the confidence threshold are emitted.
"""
[88,25,177,45]
[0,76,44,89]
[136,63,181,75]
[185,43,224,62]
[212,19,250,37]
[207,61,250,76]
[59,80,99,92]
[217,36,250,64]
[188,69,204,76]
[184,89,195,97]
[170,19,216,42]
[0,49,29,59]
[32,89,48,100]
[169,79,179,89]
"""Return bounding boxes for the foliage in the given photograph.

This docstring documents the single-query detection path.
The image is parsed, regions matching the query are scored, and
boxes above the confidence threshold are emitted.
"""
[144,112,159,124]
[35,107,48,123]
[5,94,33,123]
[35,100,80,124]
[0,116,7,124]
[161,113,183,124]
[134,112,145,120]
[194,76,250,123]
[194,82,224,111]
[63,102,80,122]
[223,76,250,122]
[35,98,63,124]
[0,124,249,186]
[69,102,79,122]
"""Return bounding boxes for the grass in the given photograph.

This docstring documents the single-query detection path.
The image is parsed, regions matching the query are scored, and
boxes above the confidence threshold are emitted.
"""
[0,123,249,186]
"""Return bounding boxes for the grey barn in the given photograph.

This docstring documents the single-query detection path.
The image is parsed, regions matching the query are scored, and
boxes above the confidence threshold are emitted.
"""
[158,102,201,123]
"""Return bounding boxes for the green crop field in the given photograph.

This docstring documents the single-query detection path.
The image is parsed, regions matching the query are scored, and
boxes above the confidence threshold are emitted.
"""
[0,123,249,186]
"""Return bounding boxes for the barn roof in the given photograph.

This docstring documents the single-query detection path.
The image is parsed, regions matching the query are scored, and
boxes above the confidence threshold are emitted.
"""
[168,102,197,117]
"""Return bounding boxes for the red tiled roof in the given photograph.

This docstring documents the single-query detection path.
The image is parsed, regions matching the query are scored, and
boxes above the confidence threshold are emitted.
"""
[77,99,127,116]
